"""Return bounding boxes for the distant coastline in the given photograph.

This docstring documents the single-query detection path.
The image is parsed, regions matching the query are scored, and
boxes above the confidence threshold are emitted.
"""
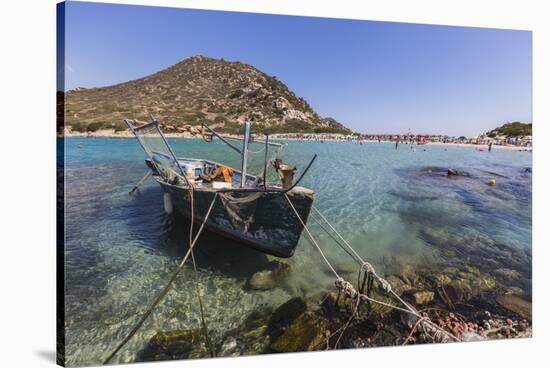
[61,129,532,151]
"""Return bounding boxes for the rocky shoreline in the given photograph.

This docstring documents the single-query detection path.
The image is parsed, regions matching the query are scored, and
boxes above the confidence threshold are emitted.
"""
[136,259,532,362]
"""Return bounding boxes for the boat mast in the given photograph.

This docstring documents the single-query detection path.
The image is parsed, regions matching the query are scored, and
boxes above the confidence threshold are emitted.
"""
[240,121,251,188]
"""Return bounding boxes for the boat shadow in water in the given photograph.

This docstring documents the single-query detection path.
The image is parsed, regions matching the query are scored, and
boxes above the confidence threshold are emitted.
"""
[125,186,271,278]
[165,212,272,278]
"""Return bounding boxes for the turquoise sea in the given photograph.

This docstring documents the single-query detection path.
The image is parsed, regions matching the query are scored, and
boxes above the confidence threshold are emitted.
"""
[61,137,532,365]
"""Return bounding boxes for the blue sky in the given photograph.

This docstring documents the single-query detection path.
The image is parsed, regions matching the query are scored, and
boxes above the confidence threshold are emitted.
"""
[60,1,532,136]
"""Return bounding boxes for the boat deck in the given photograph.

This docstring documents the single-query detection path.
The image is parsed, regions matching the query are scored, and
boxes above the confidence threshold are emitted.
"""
[148,157,283,193]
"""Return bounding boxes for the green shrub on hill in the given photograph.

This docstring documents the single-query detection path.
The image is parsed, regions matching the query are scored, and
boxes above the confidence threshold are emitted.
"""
[486,122,532,137]
[86,122,104,132]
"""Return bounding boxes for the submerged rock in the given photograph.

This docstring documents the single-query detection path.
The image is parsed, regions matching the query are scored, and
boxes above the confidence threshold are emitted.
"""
[457,271,476,282]
[463,265,481,276]
[496,294,532,321]
[269,313,327,353]
[217,310,271,357]
[367,291,394,316]
[494,268,521,282]
[440,283,464,305]
[442,266,460,275]
[412,291,434,305]
[385,275,413,296]
[141,328,205,361]
[472,274,497,291]
[432,273,452,286]
[399,264,419,285]
[447,168,469,177]
[239,311,270,339]
[248,260,290,290]
[319,291,341,316]
[219,336,238,356]
[218,297,308,357]
[267,297,307,338]
[387,190,439,202]
[504,286,525,296]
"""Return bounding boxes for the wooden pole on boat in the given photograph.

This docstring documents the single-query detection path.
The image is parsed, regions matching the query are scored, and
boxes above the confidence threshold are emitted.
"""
[263,133,269,190]
[129,171,152,194]
[240,121,251,188]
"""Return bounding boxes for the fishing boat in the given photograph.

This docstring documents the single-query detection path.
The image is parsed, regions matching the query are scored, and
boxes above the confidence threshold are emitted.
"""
[125,117,316,257]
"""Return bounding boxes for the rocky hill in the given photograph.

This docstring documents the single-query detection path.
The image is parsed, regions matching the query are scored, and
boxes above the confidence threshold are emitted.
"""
[486,122,532,138]
[63,55,350,134]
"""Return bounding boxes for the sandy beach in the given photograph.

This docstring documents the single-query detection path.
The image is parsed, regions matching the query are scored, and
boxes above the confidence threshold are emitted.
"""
[62,129,532,152]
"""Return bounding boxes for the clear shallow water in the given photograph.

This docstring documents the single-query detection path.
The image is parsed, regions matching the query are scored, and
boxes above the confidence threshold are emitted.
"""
[62,138,532,365]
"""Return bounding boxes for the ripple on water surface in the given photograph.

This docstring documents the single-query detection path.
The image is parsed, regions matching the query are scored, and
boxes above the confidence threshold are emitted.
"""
[62,138,532,365]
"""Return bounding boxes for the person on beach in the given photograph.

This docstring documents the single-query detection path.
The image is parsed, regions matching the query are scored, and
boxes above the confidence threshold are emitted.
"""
[395,139,399,149]
[489,142,493,152]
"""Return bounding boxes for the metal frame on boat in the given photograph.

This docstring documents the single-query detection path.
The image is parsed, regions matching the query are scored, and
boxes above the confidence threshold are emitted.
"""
[124,116,316,257]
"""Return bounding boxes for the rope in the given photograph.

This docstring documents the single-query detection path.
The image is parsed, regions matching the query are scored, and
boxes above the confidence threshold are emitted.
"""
[334,278,413,315]
[103,193,219,364]
[298,202,459,343]
[334,292,361,348]
[188,185,214,357]
[315,207,397,304]
[402,317,429,345]
[289,196,431,331]
[309,213,362,264]
[335,277,458,342]
[312,206,364,264]
[129,170,152,194]
[284,194,340,279]
[191,268,214,357]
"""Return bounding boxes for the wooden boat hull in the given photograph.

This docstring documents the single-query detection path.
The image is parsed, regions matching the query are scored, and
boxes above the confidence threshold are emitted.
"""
[158,180,315,257]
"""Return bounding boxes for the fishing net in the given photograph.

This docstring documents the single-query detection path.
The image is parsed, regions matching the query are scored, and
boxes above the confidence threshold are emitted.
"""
[133,123,181,180]
[219,191,262,233]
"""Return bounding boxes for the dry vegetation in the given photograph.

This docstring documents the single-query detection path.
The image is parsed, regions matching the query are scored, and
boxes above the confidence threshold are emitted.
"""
[64,55,350,134]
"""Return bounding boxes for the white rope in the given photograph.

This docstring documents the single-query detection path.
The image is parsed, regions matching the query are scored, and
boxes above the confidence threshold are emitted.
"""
[312,206,364,263]
[335,277,459,342]
[313,206,391,293]
[335,278,412,315]
[303,204,459,342]
[284,194,340,279]
[130,170,152,194]
[104,193,219,364]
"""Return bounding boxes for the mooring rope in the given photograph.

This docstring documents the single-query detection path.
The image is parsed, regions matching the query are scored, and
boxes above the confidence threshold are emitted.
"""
[312,206,364,264]
[129,170,152,194]
[313,206,425,311]
[188,185,215,358]
[103,193,219,364]
[402,316,430,345]
[334,277,414,315]
[308,212,362,264]
[333,290,361,348]
[287,198,459,343]
[284,194,340,279]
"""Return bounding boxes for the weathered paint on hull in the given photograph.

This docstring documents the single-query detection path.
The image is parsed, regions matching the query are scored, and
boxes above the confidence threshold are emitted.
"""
[159,182,314,257]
